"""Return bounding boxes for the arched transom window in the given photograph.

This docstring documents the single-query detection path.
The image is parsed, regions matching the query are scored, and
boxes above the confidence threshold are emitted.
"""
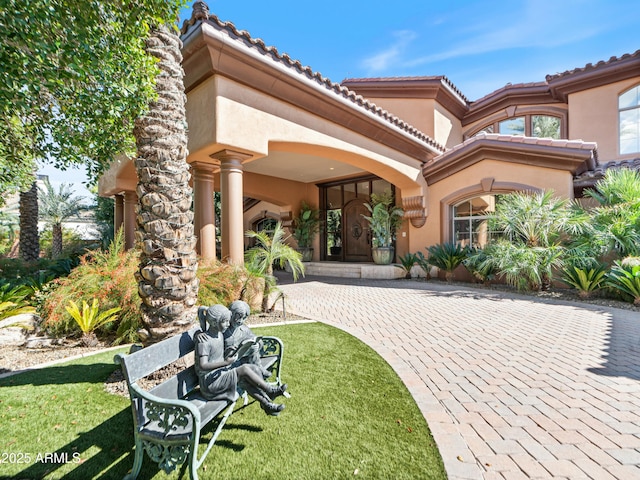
[475,115,561,139]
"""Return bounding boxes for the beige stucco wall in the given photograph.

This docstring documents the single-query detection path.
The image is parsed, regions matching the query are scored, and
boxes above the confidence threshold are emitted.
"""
[355,97,435,139]
[568,78,640,163]
[408,159,574,250]
[434,103,463,148]
[186,76,427,197]
[350,97,463,149]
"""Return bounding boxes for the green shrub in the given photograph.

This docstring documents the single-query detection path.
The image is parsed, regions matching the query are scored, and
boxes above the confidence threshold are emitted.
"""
[197,259,247,306]
[40,232,140,342]
[463,247,499,285]
[397,252,419,278]
[42,232,258,344]
[65,298,121,346]
[606,257,640,305]
[562,262,607,298]
[426,243,469,282]
[0,301,36,321]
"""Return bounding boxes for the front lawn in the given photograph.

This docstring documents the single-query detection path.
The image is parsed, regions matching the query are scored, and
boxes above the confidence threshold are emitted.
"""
[0,322,446,480]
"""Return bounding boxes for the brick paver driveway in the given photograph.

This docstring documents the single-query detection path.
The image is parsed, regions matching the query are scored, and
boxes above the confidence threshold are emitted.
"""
[276,274,640,480]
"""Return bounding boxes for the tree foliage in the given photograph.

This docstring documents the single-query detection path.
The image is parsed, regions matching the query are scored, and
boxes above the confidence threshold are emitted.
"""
[0,0,186,197]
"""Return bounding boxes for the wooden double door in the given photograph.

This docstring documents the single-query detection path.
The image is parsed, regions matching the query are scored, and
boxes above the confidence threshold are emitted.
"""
[342,199,371,262]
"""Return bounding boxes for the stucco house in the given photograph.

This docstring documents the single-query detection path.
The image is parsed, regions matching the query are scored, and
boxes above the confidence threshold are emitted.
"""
[98,2,640,277]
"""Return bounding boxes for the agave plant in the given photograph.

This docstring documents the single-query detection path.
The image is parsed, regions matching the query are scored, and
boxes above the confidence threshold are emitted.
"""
[65,298,121,346]
[605,258,640,305]
[562,262,607,299]
[426,243,469,282]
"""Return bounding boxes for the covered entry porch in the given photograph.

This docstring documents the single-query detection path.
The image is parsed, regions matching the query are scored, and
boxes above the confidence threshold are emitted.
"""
[99,6,443,265]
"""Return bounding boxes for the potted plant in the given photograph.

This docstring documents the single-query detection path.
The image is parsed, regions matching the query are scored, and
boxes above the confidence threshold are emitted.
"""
[292,201,321,262]
[362,190,404,265]
[327,209,342,256]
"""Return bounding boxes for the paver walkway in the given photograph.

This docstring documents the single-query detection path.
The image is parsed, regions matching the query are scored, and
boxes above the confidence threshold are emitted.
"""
[275,274,640,480]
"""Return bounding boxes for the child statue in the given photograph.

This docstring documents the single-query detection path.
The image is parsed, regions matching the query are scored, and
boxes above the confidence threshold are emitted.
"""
[195,305,287,416]
[224,300,271,379]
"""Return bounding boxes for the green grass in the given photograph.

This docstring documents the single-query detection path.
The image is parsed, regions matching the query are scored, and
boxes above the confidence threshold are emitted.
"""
[0,322,446,480]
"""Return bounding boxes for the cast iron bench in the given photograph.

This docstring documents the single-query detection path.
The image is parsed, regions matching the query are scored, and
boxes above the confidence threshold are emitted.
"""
[114,326,285,480]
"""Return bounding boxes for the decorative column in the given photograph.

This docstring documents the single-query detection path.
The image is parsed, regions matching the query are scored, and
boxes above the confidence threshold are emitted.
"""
[114,193,124,237]
[191,162,217,260]
[123,190,137,250]
[211,149,251,264]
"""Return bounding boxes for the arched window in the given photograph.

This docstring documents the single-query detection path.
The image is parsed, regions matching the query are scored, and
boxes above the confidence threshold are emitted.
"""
[473,115,561,139]
[620,85,640,154]
[452,195,503,247]
[254,217,278,235]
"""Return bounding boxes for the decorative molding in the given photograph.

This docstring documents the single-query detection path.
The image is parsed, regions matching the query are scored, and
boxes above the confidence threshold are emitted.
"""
[402,195,427,228]
[481,177,495,192]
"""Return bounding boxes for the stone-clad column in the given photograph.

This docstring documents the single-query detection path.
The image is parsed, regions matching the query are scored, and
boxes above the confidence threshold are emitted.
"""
[123,190,137,250]
[191,162,217,260]
[211,150,251,264]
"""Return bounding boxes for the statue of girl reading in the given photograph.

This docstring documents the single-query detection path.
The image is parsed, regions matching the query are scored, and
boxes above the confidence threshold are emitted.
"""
[194,305,287,416]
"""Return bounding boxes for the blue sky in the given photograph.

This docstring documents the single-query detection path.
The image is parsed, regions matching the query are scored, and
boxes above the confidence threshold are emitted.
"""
[42,0,640,199]
[182,0,639,101]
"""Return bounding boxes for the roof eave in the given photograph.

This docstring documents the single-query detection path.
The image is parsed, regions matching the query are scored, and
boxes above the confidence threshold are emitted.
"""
[464,84,560,126]
[181,14,444,161]
[547,51,640,102]
[423,137,597,185]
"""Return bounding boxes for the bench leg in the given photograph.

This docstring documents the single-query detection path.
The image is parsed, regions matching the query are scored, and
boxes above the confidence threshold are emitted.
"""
[123,437,144,480]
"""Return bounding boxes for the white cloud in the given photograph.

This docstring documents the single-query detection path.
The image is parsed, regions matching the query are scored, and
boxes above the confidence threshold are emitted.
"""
[406,0,613,68]
[360,30,418,74]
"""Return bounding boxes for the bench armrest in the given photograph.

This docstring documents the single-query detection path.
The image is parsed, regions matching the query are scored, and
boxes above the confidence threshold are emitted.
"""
[128,382,202,437]
[259,336,284,385]
[260,336,283,356]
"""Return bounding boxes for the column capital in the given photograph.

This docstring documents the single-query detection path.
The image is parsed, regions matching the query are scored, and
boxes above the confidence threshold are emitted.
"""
[190,162,217,182]
[210,149,252,165]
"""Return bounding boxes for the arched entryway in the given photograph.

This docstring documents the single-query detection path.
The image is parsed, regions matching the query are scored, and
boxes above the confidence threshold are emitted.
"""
[319,175,396,262]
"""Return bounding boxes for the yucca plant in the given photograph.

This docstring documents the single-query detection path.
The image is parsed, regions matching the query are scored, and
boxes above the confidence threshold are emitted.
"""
[0,301,36,322]
[562,263,607,299]
[65,298,121,346]
[0,283,32,306]
[606,258,640,305]
[426,243,469,282]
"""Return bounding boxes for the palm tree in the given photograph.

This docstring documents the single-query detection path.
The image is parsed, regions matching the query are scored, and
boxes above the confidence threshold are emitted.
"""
[18,180,40,262]
[576,168,640,259]
[245,222,305,312]
[485,190,579,291]
[38,177,84,258]
[133,24,199,341]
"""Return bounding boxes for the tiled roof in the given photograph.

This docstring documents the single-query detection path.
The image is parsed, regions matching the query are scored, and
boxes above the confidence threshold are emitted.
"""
[470,81,549,106]
[181,2,446,154]
[341,75,469,103]
[546,50,640,82]
[574,157,640,185]
[431,132,598,163]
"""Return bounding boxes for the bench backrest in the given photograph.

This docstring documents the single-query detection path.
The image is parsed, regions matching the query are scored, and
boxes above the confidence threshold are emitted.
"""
[115,326,201,399]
